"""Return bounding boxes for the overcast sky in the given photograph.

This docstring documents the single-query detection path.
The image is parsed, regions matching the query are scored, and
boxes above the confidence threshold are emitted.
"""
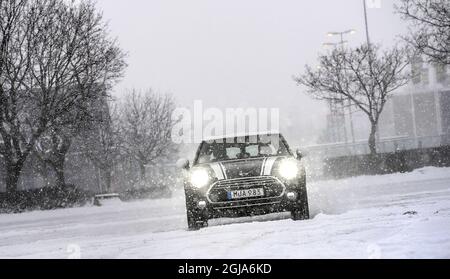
[96,0,408,146]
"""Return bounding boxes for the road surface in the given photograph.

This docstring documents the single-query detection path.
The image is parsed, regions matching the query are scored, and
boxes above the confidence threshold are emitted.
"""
[0,167,449,258]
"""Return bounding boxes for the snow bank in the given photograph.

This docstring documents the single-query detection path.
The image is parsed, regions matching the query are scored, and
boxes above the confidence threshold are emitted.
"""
[308,167,450,216]
[0,167,449,258]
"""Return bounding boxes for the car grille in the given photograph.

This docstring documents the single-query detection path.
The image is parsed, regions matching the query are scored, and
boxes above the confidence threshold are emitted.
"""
[207,176,285,204]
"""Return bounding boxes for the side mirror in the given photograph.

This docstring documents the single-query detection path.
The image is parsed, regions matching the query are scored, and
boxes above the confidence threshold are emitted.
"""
[295,149,304,160]
[176,158,190,170]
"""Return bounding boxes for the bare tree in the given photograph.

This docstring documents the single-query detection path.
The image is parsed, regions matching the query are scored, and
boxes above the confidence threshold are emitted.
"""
[396,0,450,65]
[0,0,39,192]
[294,44,411,155]
[0,0,126,192]
[31,1,126,188]
[121,89,177,182]
[79,102,123,192]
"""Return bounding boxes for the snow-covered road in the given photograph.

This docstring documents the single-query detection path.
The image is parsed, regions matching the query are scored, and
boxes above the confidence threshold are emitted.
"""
[1,167,450,259]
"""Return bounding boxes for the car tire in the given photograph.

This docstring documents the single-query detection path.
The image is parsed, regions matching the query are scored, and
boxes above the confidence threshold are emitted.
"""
[187,211,208,231]
[185,199,208,230]
[184,188,208,230]
[291,187,310,221]
[291,207,309,220]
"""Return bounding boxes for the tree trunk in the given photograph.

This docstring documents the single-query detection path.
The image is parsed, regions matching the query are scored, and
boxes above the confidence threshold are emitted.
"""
[3,149,40,193]
[139,163,146,181]
[368,121,378,155]
[54,158,66,187]
[5,164,21,193]
[50,152,67,188]
[49,134,72,188]
[104,169,112,192]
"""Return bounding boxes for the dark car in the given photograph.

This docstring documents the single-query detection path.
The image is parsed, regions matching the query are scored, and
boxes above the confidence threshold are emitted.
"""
[177,132,309,230]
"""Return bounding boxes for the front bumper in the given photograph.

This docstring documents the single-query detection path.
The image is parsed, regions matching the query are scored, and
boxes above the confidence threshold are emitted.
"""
[185,175,306,219]
[209,196,296,218]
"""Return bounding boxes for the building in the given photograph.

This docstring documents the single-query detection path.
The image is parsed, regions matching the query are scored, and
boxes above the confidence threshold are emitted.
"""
[379,60,450,150]
[307,60,450,159]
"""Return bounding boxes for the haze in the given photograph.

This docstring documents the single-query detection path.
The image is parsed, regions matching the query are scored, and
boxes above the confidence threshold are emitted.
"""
[96,0,407,146]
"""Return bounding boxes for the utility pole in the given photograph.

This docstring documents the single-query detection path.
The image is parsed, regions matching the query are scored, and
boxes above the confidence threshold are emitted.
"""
[363,0,371,47]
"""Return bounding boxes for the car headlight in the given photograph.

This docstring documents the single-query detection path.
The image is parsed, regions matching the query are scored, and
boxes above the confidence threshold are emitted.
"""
[190,168,210,188]
[279,159,299,180]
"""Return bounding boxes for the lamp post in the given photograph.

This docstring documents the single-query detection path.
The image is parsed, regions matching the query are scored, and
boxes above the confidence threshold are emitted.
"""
[362,0,371,47]
[324,29,357,145]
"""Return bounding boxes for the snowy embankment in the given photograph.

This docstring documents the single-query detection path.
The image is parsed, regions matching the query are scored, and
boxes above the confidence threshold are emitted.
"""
[0,167,450,258]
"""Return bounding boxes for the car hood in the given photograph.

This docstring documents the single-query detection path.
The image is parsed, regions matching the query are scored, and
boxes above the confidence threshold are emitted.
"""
[205,156,286,180]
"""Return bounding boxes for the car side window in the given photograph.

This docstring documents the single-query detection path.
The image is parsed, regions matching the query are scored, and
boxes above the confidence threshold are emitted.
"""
[226,147,240,159]
[245,145,259,157]
[260,144,276,156]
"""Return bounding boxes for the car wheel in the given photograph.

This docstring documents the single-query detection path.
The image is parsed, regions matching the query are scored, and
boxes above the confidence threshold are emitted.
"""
[187,211,208,231]
[291,207,309,220]
[184,188,208,230]
[291,187,310,221]
[186,200,208,230]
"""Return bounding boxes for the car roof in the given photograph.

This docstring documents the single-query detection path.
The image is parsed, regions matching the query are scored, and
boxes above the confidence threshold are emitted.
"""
[202,131,282,142]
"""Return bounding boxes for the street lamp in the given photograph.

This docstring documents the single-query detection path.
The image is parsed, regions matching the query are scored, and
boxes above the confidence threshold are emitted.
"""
[327,29,356,37]
[326,29,356,47]
[323,29,357,145]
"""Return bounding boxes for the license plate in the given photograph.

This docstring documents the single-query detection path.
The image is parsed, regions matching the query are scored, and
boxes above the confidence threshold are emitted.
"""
[227,188,265,200]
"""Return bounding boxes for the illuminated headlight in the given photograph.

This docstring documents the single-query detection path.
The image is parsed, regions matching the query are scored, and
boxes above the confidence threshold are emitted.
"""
[279,159,299,180]
[190,168,210,188]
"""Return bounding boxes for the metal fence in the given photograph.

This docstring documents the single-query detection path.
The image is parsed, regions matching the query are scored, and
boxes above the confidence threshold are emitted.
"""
[303,135,449,179]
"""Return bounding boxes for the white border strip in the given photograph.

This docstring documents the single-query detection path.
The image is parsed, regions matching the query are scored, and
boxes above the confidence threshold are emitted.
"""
[260,158,268,176]
[263,157,277,175]
[218,162,228,180]
[210,163,225,180]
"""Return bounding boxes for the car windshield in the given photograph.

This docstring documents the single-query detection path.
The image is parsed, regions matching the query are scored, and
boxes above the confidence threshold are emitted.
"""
[195,134,291,164]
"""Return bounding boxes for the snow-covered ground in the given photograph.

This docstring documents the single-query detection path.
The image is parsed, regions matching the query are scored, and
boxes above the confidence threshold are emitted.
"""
[1,167,450,259]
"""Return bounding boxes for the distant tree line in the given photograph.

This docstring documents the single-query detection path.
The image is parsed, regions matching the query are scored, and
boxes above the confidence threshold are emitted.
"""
[81,89,178,192]
[0,0,178,194]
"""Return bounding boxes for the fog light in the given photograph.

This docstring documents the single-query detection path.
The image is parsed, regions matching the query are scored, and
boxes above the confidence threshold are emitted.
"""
[198,201,207,209]
[287,192,297,201]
